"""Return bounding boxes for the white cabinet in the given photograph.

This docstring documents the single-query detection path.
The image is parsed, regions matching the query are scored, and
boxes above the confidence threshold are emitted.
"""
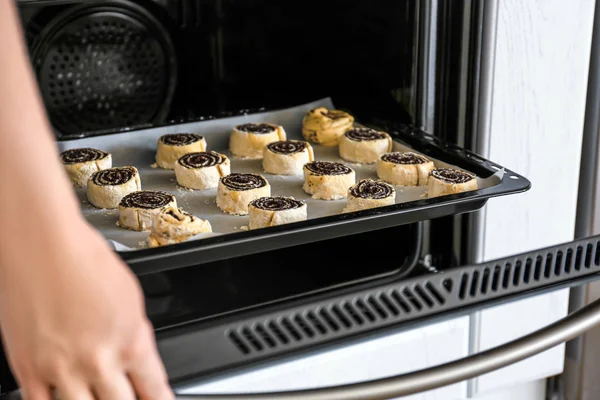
[468,0,595,397]
[178,317,470,400]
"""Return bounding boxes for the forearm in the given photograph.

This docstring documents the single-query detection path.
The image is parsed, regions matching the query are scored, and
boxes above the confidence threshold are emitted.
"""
[0,3,83,263]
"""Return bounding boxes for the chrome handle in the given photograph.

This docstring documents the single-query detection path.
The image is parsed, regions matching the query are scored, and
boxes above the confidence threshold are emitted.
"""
[174,297,600,400]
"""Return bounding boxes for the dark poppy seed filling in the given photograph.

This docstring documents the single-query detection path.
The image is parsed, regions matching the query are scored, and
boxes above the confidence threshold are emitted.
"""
[381,152,429,165]
[235,123,276,134]
[345,128,387,141]
[319,109,348,120]
[120,191,174,209]
[349,180,394,199]
[250,196,305,211]
[178,152,226,169]
[304,161,352,176]
[221,173,267,191]
[60,148,108,164]
[91,167,137,186]
[266,141,307,155]
[159,133,203,146]
[430,168,474,184]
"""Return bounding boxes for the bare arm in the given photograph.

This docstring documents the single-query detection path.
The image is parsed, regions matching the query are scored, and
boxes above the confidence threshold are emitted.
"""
[0,3,173,400]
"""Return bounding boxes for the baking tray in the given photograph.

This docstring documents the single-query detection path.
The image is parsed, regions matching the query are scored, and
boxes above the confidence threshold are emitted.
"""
[58,98,531,275]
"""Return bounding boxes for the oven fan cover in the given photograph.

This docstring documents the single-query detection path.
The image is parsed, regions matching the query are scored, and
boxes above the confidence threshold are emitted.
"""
[29,1,177,135]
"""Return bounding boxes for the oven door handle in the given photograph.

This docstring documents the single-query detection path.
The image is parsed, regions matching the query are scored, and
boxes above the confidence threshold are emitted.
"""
[171,296,600,400]
[2,296,599,400]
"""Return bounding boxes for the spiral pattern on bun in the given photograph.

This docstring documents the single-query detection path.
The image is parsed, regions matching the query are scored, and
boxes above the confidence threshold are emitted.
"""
[381,152,429,165]
[345,128,387,141]
[235,123,276,134]
[159,133,203,146]
[343,179,396,213]
[266,140,307,155]
[120,191,175,209]
[87,166,141,209]
[249,196,305,211]
[60,148,108,164]
[349,179,394,199]
[220,173,268,191]
[430,168,474,184]
[304,161,352,176]
[91,166,138,186]
[178,151,227,169]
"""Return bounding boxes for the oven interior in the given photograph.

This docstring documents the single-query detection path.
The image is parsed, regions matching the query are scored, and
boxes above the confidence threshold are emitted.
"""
[19,0,417,135]
[14,0,432,329]
[144,223,422,330]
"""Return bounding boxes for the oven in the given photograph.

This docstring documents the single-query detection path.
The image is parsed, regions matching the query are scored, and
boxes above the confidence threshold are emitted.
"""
[2,0,600,399]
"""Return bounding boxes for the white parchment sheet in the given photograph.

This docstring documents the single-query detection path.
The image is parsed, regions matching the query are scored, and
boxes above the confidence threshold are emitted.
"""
[58,98,503,251]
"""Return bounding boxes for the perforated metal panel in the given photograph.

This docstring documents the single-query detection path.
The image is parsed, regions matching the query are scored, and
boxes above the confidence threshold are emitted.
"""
[30,2,176,135]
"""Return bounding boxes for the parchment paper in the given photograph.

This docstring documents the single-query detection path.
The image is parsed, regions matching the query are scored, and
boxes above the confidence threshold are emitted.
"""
[58,98,503,251]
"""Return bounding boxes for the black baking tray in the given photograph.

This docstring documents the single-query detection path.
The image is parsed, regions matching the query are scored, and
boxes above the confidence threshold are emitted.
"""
[83,122,529,277]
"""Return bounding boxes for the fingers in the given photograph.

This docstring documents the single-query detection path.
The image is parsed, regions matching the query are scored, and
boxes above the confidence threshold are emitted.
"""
[93,372,136,400]
[127,324,174,400]
[54,380,94,400]
[20,379,52,400]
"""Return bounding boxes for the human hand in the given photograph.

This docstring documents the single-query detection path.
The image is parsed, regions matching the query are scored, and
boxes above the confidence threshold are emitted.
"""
[0,219,174,400]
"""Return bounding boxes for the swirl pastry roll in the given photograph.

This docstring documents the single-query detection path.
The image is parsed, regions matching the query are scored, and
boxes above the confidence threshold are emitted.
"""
[229,123,286,159]
[175,151,230,190]
[343,179,396,213]
[118,190,177,231]
[156,133,207,169]
[263,140,314,175]
[302,107,354,147]
[87,166,141,209]
[248,196,307,230]
[339,128,392,164]
[147,206,212,248]
[216,173,271,215]
[377,152,435,186]
[302,161,355,200]
[428,168,478,197]
[60,148,112,188]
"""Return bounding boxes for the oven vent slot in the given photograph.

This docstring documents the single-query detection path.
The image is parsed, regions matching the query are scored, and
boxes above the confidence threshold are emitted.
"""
[458,242,600,300]
[227,284,449,356]
[227,241,600,357]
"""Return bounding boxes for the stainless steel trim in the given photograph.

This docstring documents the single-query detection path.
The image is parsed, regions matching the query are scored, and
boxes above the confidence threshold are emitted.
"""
[466,0,499,266]
[167,297,600,400]
[416,0,438,131]
[465,2,499,396]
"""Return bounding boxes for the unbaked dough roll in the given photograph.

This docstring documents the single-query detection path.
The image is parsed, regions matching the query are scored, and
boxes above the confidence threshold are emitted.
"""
[175,151,230,190]
[262,140,314,175]
[87,166,141,209]
[302,107,354,147]
[377,152,435,186]
[147,206,212,248]
[339,128,392,164]
[229,123,286,159]
[343,179,396,213]
[156,133,207,169]
[216,173,271,215]
[302,161,355,200]
[248,196,307,230]
[428,168,478,197]
[118,190,177,231]
[60,148,112,188]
